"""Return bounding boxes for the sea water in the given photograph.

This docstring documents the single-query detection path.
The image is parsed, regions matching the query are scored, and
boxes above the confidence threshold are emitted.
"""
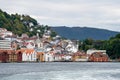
[0,62,120,80]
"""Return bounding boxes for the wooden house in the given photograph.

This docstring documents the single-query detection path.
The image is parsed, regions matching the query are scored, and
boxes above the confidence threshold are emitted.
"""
[88,52,109,62]
[72,51,88,62]
[0,50,9,63]
[37,52,44,62]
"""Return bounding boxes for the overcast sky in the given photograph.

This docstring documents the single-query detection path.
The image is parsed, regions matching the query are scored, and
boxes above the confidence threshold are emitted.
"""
[0,0,120,31]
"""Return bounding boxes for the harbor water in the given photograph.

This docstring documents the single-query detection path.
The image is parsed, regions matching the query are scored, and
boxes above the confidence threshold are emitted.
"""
[0,62,120,80]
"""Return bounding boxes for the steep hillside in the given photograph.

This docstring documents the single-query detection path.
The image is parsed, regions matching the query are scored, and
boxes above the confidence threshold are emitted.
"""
[0,9,54,37]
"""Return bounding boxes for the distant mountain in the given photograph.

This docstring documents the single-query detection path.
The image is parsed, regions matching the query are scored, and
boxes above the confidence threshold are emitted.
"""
[51,26,119,40]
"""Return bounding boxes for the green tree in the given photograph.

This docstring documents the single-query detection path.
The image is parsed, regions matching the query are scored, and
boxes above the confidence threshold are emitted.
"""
[103,34,120,59]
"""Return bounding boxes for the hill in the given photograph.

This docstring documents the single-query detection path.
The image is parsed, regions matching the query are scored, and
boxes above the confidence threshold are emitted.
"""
[51,26,119,40]
[0,9,56,37]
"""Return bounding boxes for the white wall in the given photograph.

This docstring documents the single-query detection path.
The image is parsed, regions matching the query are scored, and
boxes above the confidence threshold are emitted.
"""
[22,51,37,62]
[44,53,54,62]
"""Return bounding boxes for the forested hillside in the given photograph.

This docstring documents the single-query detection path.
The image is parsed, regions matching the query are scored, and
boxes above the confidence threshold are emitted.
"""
[0,9,56,37]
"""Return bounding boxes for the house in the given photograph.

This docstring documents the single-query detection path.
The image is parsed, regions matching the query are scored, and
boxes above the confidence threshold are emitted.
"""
[54,54,62,62]
[0,28,14,39]
[88,52,109,62]
[35,36,43,49]
[35,35,45,62]
[43,33,51,40]
[65,40,78,53]
[7,50,15,62]
[61,54,72,61]
[20,40,36,49]
[36,48,45,62]
[0,28,7,32]
[0,50,22,63]
[22,49,37,62]
[44,50,54,62]
[21,33,29,39]
[11,41,19,50]
[72,51,88,62]
[16,50,22,62]
[86,49,109,62]
[0,40,12,50]
[0,50,9,63]
[26,42,35,49]
[4,35,17,41]
[8,50,22,62]
[37,52,44,62]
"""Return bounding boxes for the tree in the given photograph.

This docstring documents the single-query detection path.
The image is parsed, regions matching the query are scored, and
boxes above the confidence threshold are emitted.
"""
[103,34,120,59]
[50,31,57,37]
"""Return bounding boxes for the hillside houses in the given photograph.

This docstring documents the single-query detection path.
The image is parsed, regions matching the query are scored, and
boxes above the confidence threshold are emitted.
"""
[0,28,13,38]
[0,28,110,62]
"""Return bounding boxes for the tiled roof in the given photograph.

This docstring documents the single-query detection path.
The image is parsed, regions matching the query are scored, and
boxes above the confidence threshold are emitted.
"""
[21,49,35,54]
[25,49,34,54]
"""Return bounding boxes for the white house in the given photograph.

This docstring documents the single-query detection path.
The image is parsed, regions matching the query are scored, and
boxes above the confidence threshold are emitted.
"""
[65,40,78,53]
[0,31,13,38]
[44,51,54,62]
[0,28,7,32]
[54,54,62,61]
[22,49,37,62]
[43,33,50,39]
[26,42,35,49]
[62,55,72,61]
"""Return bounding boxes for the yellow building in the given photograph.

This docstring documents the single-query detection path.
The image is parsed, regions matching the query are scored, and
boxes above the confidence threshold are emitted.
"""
[37,52,44,62]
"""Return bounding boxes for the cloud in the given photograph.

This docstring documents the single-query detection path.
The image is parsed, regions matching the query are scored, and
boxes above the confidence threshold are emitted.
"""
[0,0,120,31]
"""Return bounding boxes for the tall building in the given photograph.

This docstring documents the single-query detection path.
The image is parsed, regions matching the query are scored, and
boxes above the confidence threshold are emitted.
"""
[0,40,12,50]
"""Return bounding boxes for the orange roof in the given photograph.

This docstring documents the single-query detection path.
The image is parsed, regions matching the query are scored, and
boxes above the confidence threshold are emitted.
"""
[22,49,35,54]
[19,48,35,54]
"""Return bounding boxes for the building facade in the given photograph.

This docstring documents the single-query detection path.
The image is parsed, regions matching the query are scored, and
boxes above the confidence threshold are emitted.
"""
[0,40,12,50]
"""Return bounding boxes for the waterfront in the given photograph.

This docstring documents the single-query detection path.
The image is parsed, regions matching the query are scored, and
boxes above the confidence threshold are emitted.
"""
[0,62,120,80]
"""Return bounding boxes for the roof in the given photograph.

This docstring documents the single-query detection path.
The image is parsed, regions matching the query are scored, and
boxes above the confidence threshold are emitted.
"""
[21,49,35,54]
[91,52,108,58]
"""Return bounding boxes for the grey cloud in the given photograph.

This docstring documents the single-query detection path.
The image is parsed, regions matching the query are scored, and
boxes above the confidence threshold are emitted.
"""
[0,0,120,31]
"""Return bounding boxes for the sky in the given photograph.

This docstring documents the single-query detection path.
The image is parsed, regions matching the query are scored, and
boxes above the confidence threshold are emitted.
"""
[0,0,120,32]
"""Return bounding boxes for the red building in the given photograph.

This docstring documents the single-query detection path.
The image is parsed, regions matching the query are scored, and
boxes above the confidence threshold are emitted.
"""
[0,50,22,63]
[88,52,109,62]
[8,50,22,62]
[16,50,22,62]
[0,50,9,62]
